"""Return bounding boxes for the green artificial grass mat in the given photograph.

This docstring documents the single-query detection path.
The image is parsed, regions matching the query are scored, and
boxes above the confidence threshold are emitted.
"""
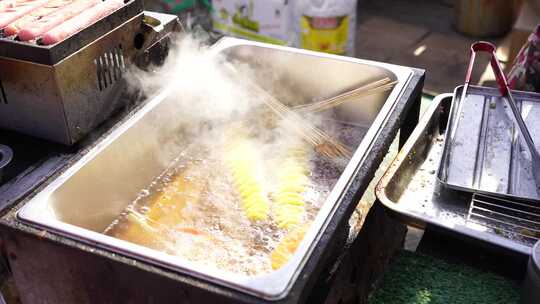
[368,250,520,304]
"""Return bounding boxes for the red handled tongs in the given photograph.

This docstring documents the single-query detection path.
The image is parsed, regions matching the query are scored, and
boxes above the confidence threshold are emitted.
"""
[460,41,540,192]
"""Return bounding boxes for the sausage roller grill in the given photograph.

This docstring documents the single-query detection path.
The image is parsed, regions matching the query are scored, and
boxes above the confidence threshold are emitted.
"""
[0,0,180,145]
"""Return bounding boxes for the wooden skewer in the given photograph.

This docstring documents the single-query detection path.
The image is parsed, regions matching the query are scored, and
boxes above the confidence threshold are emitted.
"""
[293,78,397,113]
[222,63,352,160]
[294,80,396,113]
[295,78,394,109]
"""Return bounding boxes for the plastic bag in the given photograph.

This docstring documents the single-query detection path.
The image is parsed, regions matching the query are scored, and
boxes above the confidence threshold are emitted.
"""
[508,24,540,92]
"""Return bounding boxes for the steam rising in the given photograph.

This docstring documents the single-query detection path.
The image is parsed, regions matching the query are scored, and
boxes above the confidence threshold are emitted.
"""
[106,34,354,275]
[128,35,255,124]
[124,34,337,168]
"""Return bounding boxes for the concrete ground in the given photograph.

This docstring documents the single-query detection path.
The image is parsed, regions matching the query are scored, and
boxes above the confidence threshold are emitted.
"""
[355,0,508,94]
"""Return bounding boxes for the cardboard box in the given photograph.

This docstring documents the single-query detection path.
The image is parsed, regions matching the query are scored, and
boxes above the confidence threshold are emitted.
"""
[211,0,291,45]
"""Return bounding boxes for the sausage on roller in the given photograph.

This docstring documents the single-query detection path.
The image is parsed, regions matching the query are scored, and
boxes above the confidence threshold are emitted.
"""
[17,0,101,41]
[1,0,72,37]
[0,0,50,29]
[40,0,124,45]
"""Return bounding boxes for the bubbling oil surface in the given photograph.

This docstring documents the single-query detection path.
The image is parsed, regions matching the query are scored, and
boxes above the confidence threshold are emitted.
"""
[105,126,358,276]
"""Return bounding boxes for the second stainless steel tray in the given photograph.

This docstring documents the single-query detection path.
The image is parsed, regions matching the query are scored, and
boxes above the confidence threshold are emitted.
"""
[376,93,539,255]
[438,85,540,203]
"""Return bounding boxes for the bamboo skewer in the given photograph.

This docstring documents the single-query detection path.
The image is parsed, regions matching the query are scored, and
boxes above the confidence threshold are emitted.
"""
[293,78,397,113]
[222,63,352,160]
[243,75,351,159]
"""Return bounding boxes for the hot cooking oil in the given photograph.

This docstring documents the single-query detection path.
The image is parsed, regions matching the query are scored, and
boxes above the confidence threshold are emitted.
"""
[105,130,348,276]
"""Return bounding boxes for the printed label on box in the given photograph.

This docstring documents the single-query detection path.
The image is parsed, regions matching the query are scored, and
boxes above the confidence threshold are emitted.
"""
[212,0,290,45]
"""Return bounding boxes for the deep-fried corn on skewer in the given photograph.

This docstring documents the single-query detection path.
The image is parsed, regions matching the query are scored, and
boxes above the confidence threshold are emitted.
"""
[226,139,270,222]
[273,147,309,229]
[270,224,309,270]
